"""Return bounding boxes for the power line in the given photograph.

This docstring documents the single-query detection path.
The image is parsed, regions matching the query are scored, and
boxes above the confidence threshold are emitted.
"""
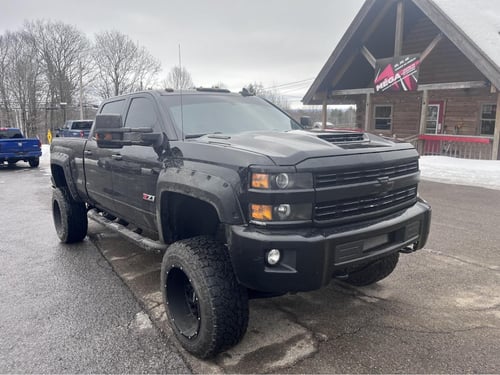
[263,78,315,91]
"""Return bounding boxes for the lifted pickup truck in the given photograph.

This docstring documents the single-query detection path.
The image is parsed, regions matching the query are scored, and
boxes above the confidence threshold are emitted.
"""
[50,89,431,358]
[0,128,41,167]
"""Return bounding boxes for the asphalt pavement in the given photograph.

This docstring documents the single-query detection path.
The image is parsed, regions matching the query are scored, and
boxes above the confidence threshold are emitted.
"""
[0,160,189,373]
[90,182,500,373]
[1,155,499,373]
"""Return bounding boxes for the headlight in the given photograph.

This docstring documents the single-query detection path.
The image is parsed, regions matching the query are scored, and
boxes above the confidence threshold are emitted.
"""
[250,203,312,222]
[250,172,312,190]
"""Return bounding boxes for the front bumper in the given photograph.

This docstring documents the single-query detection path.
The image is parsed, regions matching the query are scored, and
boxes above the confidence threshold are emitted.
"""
[228,199,431,293]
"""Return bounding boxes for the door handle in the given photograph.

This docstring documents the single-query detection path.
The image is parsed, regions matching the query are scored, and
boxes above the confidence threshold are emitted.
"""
[84,150,92,156]
[111,154,123,161]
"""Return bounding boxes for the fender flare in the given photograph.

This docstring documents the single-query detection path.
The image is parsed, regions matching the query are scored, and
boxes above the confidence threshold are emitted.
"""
[50,151,83,202]
[156,167,245,242]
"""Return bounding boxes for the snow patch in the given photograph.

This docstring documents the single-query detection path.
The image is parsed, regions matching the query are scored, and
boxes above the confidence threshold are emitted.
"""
[420,156,500,191]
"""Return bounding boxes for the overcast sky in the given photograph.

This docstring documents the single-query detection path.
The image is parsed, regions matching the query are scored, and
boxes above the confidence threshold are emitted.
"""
[1,0,364,105]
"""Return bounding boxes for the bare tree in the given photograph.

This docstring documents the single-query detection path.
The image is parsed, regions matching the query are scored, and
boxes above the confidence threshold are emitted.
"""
[164,66,194,90]
[2,31,44,136]
[245,82,289,109]
[24,20,91,132]
[92,30,161,98]
[26,21,90,105]
[0,35,14,127]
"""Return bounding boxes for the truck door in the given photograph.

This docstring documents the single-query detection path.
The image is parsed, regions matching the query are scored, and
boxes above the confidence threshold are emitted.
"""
[84,98,127,214]
[110,95,163,232]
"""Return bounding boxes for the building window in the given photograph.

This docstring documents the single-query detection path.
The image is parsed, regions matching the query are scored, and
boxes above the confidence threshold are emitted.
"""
[480,104,496,135]
[374,105,392,130]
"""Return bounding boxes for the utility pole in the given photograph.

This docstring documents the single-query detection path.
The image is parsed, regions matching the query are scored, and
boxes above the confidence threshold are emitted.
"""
[79,59,84,119]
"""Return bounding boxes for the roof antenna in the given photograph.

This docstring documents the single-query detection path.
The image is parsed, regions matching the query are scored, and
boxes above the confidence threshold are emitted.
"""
[179,44,185,141]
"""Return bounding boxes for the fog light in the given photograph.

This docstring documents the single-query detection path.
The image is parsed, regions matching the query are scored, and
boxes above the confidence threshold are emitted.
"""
[275,204,291,219]
[266,249,281,265]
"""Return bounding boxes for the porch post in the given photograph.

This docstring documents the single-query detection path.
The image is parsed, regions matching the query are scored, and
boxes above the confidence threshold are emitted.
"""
[394,1,404,56]
[419,90,429,134]
[364,92,372,131]
[492,91,500,160]
[322,100,328,129]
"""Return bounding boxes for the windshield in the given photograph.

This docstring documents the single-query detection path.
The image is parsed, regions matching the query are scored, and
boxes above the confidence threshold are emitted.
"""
[0,128,23,139]
[161,94,302,137]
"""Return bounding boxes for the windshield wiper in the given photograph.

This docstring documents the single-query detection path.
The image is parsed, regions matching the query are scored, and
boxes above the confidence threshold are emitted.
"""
[185,132,222,139]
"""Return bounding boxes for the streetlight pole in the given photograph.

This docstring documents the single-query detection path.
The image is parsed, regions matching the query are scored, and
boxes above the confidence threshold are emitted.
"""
[79,59,84,119]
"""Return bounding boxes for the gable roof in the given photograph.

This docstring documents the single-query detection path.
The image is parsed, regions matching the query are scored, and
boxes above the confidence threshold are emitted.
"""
[303,0,500,105]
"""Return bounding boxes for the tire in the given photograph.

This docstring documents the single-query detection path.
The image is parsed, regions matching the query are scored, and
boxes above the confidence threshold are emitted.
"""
[29,157,39,168]
[161,236,249,359]
[344,252,400,286]
[52,187,88,243]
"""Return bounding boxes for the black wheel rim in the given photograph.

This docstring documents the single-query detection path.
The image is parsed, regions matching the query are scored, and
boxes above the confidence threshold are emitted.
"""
[165,266,200,339]
[52,200,62,234]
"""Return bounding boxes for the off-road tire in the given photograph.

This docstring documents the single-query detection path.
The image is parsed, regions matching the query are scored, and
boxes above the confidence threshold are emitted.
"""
[52,187,88,243]
[29,157,39,168]
[345,252,400,286]
[161,236,249,359]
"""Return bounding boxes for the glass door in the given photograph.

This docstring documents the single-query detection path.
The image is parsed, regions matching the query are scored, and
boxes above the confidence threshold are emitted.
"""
[426,104,440,134]
[425,101,445,134]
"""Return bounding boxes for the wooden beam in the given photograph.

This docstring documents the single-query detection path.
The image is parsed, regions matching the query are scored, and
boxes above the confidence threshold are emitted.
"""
[329,0,395,90]
[492,92,500,160]
[420,33,443,63]
[491,85,497,94]
[415,0,500,90]
[331,88,374,96]
[322,101,328,130]
[364,93,372,131]
[418,81,488,91]
[362,0,397,42]
[361,46,376,68]
[394,1,404,56]
[419,90,429,134]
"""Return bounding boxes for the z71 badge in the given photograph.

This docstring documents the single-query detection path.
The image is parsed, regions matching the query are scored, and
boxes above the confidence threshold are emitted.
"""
[142,193,155,202]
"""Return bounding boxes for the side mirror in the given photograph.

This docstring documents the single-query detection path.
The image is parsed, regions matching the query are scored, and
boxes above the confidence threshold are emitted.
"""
[94,113,161,149]
[300,116,312,128]
[94,114,124,149]
[141,132,164,147]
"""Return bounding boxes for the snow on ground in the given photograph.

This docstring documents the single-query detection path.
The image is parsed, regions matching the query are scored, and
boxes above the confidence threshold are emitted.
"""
[420,156,500,191]
[41,145,500,191]
[41,144,50,164]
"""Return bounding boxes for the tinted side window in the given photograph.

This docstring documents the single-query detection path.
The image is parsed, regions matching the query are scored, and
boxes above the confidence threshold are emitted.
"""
[124,97,158,128]
[101,100,125,115]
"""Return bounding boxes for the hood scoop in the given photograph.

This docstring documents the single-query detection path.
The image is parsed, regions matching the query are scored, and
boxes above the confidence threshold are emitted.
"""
[315,132,366,144]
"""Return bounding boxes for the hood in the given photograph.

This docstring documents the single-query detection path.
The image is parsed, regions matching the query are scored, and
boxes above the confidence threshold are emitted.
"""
[190,130,413,165]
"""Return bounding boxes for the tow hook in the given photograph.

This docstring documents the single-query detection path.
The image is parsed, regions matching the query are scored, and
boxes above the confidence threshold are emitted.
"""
[400,244,417,254]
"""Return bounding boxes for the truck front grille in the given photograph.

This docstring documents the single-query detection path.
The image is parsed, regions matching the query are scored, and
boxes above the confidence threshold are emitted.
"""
[315,160,418,188]
[314,185,417,224]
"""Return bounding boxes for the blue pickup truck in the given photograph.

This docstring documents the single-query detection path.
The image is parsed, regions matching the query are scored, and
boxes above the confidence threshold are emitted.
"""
[56,120,93,138]
[0,128,42,167]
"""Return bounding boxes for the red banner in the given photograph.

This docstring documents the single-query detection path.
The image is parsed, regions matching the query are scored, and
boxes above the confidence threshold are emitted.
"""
[374,54,420,92]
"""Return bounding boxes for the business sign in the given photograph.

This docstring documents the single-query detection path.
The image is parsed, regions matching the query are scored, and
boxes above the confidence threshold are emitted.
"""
[374,54,420,92]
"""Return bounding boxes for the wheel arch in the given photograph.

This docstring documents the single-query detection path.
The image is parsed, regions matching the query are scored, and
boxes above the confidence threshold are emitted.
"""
[50,152,82,202]
[156,169,245,244]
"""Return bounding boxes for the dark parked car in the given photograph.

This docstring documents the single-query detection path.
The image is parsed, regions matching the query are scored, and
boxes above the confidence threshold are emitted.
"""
[56,120,93,138]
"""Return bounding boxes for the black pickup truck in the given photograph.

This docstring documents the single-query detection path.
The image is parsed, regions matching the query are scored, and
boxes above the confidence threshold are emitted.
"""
[50,88,431,358]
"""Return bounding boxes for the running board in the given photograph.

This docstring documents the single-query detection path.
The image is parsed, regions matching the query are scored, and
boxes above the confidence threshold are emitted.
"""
[88,209,168,253]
